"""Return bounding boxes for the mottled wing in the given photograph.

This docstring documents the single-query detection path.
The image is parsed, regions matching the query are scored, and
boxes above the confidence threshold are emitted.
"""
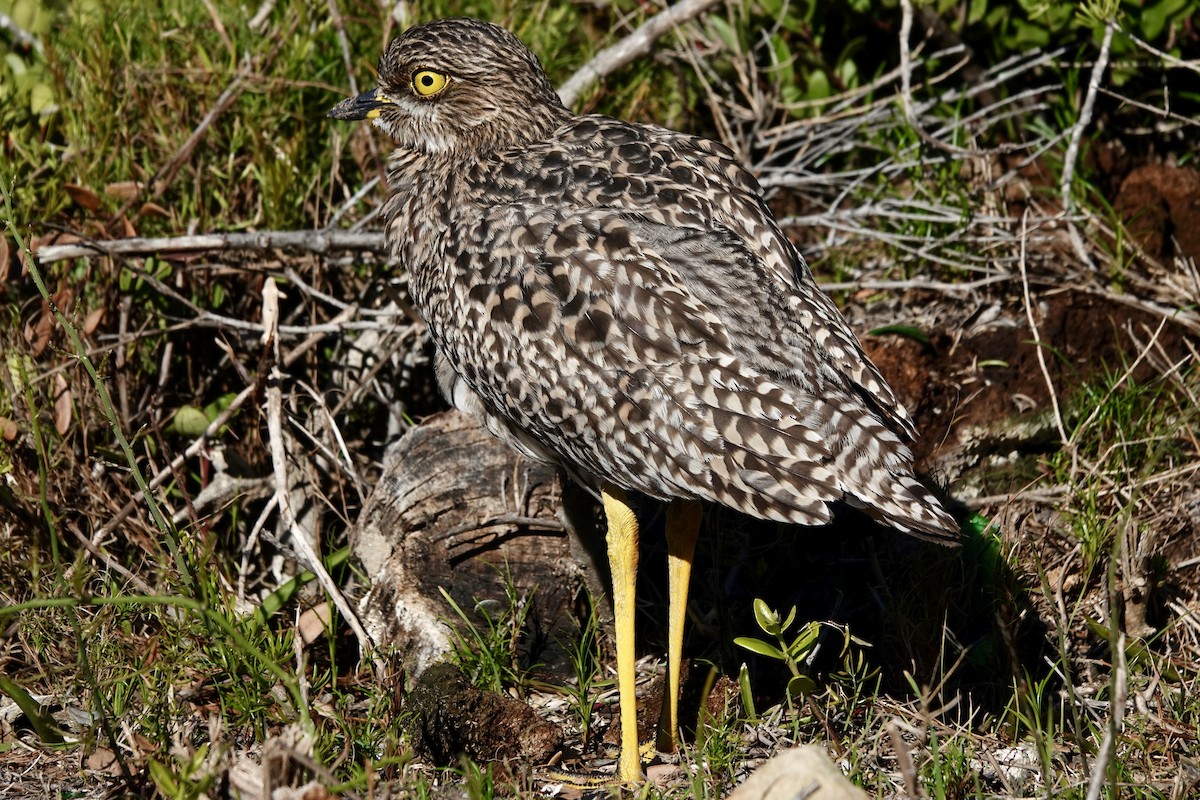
[447,205,955,540]
[478,118,920,443]
[633,128,922,444]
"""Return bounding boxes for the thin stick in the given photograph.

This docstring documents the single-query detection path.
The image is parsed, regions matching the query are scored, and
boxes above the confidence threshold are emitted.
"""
[248,0,277,32]
[557,0,721,109]
[1124,30,1200,74]
[897,0,973,156]
[1017,210,1070,455]
[1061,22,1114,270]
[37,230,387,265]
[262,278,371,656]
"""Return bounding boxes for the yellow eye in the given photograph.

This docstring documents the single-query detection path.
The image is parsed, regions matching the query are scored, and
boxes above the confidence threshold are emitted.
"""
[411,69,449,97]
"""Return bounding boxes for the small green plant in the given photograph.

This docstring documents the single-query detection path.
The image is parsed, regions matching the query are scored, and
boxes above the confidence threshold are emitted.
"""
[438,568,538,695]
[148,744,219,800]
[555,588,606,749]
[735,599,871,703]
[690,680,743,795]
[455,755,500,800]
[734,599,822,700]
[736,662,757,724]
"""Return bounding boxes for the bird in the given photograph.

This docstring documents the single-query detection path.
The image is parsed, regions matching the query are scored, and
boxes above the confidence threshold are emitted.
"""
[329,17,959,784]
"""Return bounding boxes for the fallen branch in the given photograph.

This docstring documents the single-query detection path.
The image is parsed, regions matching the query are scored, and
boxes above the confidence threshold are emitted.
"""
[1061,21,1114,270]
[557,0,720,109]
[37,230,387,264]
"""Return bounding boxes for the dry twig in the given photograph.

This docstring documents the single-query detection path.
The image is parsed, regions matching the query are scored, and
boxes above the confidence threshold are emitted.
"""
[1061,21,1114,270]
[262,278,371,656]
[37,230,387,265]
[557,0,721,108]
[1017,210,1071,456]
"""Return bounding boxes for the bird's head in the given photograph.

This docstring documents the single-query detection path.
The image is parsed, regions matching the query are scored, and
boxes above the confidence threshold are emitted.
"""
[328,18,569,156]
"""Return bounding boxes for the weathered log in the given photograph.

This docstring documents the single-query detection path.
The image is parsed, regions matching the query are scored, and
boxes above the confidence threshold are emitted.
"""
[352,410,604,679]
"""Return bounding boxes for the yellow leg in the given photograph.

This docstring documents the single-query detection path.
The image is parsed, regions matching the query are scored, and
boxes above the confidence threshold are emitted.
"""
[602,486,643,784]
[658,500,701,753]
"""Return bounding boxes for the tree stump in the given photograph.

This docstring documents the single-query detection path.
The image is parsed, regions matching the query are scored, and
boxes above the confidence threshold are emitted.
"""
[352,410,606,680]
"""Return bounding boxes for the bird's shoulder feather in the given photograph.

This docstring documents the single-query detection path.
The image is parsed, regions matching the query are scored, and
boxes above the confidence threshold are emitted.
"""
[458,117,917,442]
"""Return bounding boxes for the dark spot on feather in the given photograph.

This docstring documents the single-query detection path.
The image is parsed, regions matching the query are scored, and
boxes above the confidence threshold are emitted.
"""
[573,119,599,138]
[616,398,649,425]
[494,293,521,322]
[573,164,601,182]
[605,127,638,145]
[602,226,633,254]
[575,310,613,344]
[524,301,554,332]
[562,292,587,318]
[468,283,492,304]
[670,165,694,184]
[549,267,575,301]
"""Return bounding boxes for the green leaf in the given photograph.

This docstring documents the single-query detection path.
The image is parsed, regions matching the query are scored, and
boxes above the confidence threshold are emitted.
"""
[767,34,797,88]
[868,324,931,347]
[0,676,65,744]
[252,547,349,627]
[706,16,739,54]
[780,605,797,634]
[804,69,832,101]
[786,621,822,661]
[148,759,181,798]
[836,57,858,89]
[759,0,784,18]
[1010,18,1051,48]
[786,673,816,698]
[752,598,781,635]
[171,405,210,437]
[734,636,786,661]
[1141,0,1188,40]
[4,53,27,77]
[738,663,757,722]
[30,83,56,116]
[782,83,806,108]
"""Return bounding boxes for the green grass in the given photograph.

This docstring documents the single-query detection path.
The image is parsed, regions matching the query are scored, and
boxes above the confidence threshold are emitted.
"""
[439,568,539,696]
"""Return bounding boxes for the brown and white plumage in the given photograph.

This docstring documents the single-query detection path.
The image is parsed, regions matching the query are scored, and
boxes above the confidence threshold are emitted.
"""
[330,17,958,781]
[332,17,955,541]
